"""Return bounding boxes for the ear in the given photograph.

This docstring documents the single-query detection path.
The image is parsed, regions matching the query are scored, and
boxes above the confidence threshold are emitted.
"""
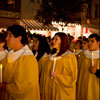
[17,36,22,42]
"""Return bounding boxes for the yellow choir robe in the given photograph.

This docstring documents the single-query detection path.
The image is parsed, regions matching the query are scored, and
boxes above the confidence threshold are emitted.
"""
[73,49,83,60]
[39,51,77,100]
[76,51,85,93]
[77,50,100,100]
[0,45,40,100]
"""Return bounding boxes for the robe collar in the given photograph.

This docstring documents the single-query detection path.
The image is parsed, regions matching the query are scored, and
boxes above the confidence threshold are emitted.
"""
[49,50,73,60]
[74,49,83,55]
[84,49,100,59]
[7,45,33,63]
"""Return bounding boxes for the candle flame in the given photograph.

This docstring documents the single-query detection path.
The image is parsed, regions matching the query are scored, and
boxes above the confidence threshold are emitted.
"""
[73,49,75,53]
[0,64,3,68]
[91,52,93,55]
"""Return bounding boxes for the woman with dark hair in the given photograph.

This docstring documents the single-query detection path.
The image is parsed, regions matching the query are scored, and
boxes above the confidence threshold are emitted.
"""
[32,34,50,61]
[0,25,40,100]
[39,32,77,100]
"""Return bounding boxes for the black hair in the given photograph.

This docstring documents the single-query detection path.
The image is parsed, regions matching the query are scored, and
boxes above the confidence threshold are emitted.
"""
[7,25,28,45]
[76,40,82,49]
[33,35,50,61]
[88,33,99,42]
[83,38,88,42]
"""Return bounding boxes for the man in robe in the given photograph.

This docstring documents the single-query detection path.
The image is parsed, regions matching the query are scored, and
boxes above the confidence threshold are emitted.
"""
[77,33,100,100]
[0,25,40,100]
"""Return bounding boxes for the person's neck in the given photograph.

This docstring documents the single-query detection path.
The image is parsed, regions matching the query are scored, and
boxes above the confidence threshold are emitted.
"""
[56,47,60,52]
[0,47,5,51]
[90,48,99,51]
[84,48,88,51]
[14,44,24,52]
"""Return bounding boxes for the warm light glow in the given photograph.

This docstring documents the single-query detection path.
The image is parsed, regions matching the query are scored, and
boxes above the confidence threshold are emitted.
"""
[0,28,6,32]
[30,30,58,38]
[73,49,75,53]
[74,24,81,40]
[83,27,92,38]
[52,21,57,25]
[67,23,71,26]
[0,64,3,83]
[91,52,93,56]
[0,64,3,69]
[86,18,90,24]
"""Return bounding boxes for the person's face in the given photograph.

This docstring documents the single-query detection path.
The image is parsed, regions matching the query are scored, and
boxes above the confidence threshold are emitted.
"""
[28,37,31,43]
[75,41,80,49]
[6,31,21,49]
[52,35,61,50]
[88,37,99,51]
[33,38,39,51]
[82,41,88,50]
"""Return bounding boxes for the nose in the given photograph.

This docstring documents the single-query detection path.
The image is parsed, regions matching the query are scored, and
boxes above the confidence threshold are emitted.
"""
[6,36,8,41]
[52,39,55,44]
[88,41,91,45]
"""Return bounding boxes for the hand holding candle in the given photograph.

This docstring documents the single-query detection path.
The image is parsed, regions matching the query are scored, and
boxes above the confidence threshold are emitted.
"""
[0,64,3,83]
[89,64,97,74]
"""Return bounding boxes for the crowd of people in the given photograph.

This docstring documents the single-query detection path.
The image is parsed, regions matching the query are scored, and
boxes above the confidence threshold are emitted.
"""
[0,25,100,100]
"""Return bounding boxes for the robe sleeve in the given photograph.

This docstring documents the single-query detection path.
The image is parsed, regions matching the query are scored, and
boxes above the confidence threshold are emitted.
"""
[38,57,48,80]
[55,54,78,88]
[6,55,40,99]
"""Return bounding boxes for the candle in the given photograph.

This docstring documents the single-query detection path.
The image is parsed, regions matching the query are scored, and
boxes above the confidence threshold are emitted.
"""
[73,49,75,53]
[51,58,56,79]
[0,64,3,83]
[91,52,94,66]
[52,58,56,72]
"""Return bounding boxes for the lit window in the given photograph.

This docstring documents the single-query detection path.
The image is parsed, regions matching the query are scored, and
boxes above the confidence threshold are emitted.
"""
[7,0,15,4]
[6,0,15,10]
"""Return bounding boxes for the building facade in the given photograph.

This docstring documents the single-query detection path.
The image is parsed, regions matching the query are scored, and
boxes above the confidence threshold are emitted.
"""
[21,0,41,19]
[85,0,99,34]
[0,0,21,29]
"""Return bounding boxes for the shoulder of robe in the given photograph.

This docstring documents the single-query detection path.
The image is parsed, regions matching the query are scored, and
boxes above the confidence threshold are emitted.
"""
[19,55,37,63]
[63,53,76,60]
[38,56,49,63]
